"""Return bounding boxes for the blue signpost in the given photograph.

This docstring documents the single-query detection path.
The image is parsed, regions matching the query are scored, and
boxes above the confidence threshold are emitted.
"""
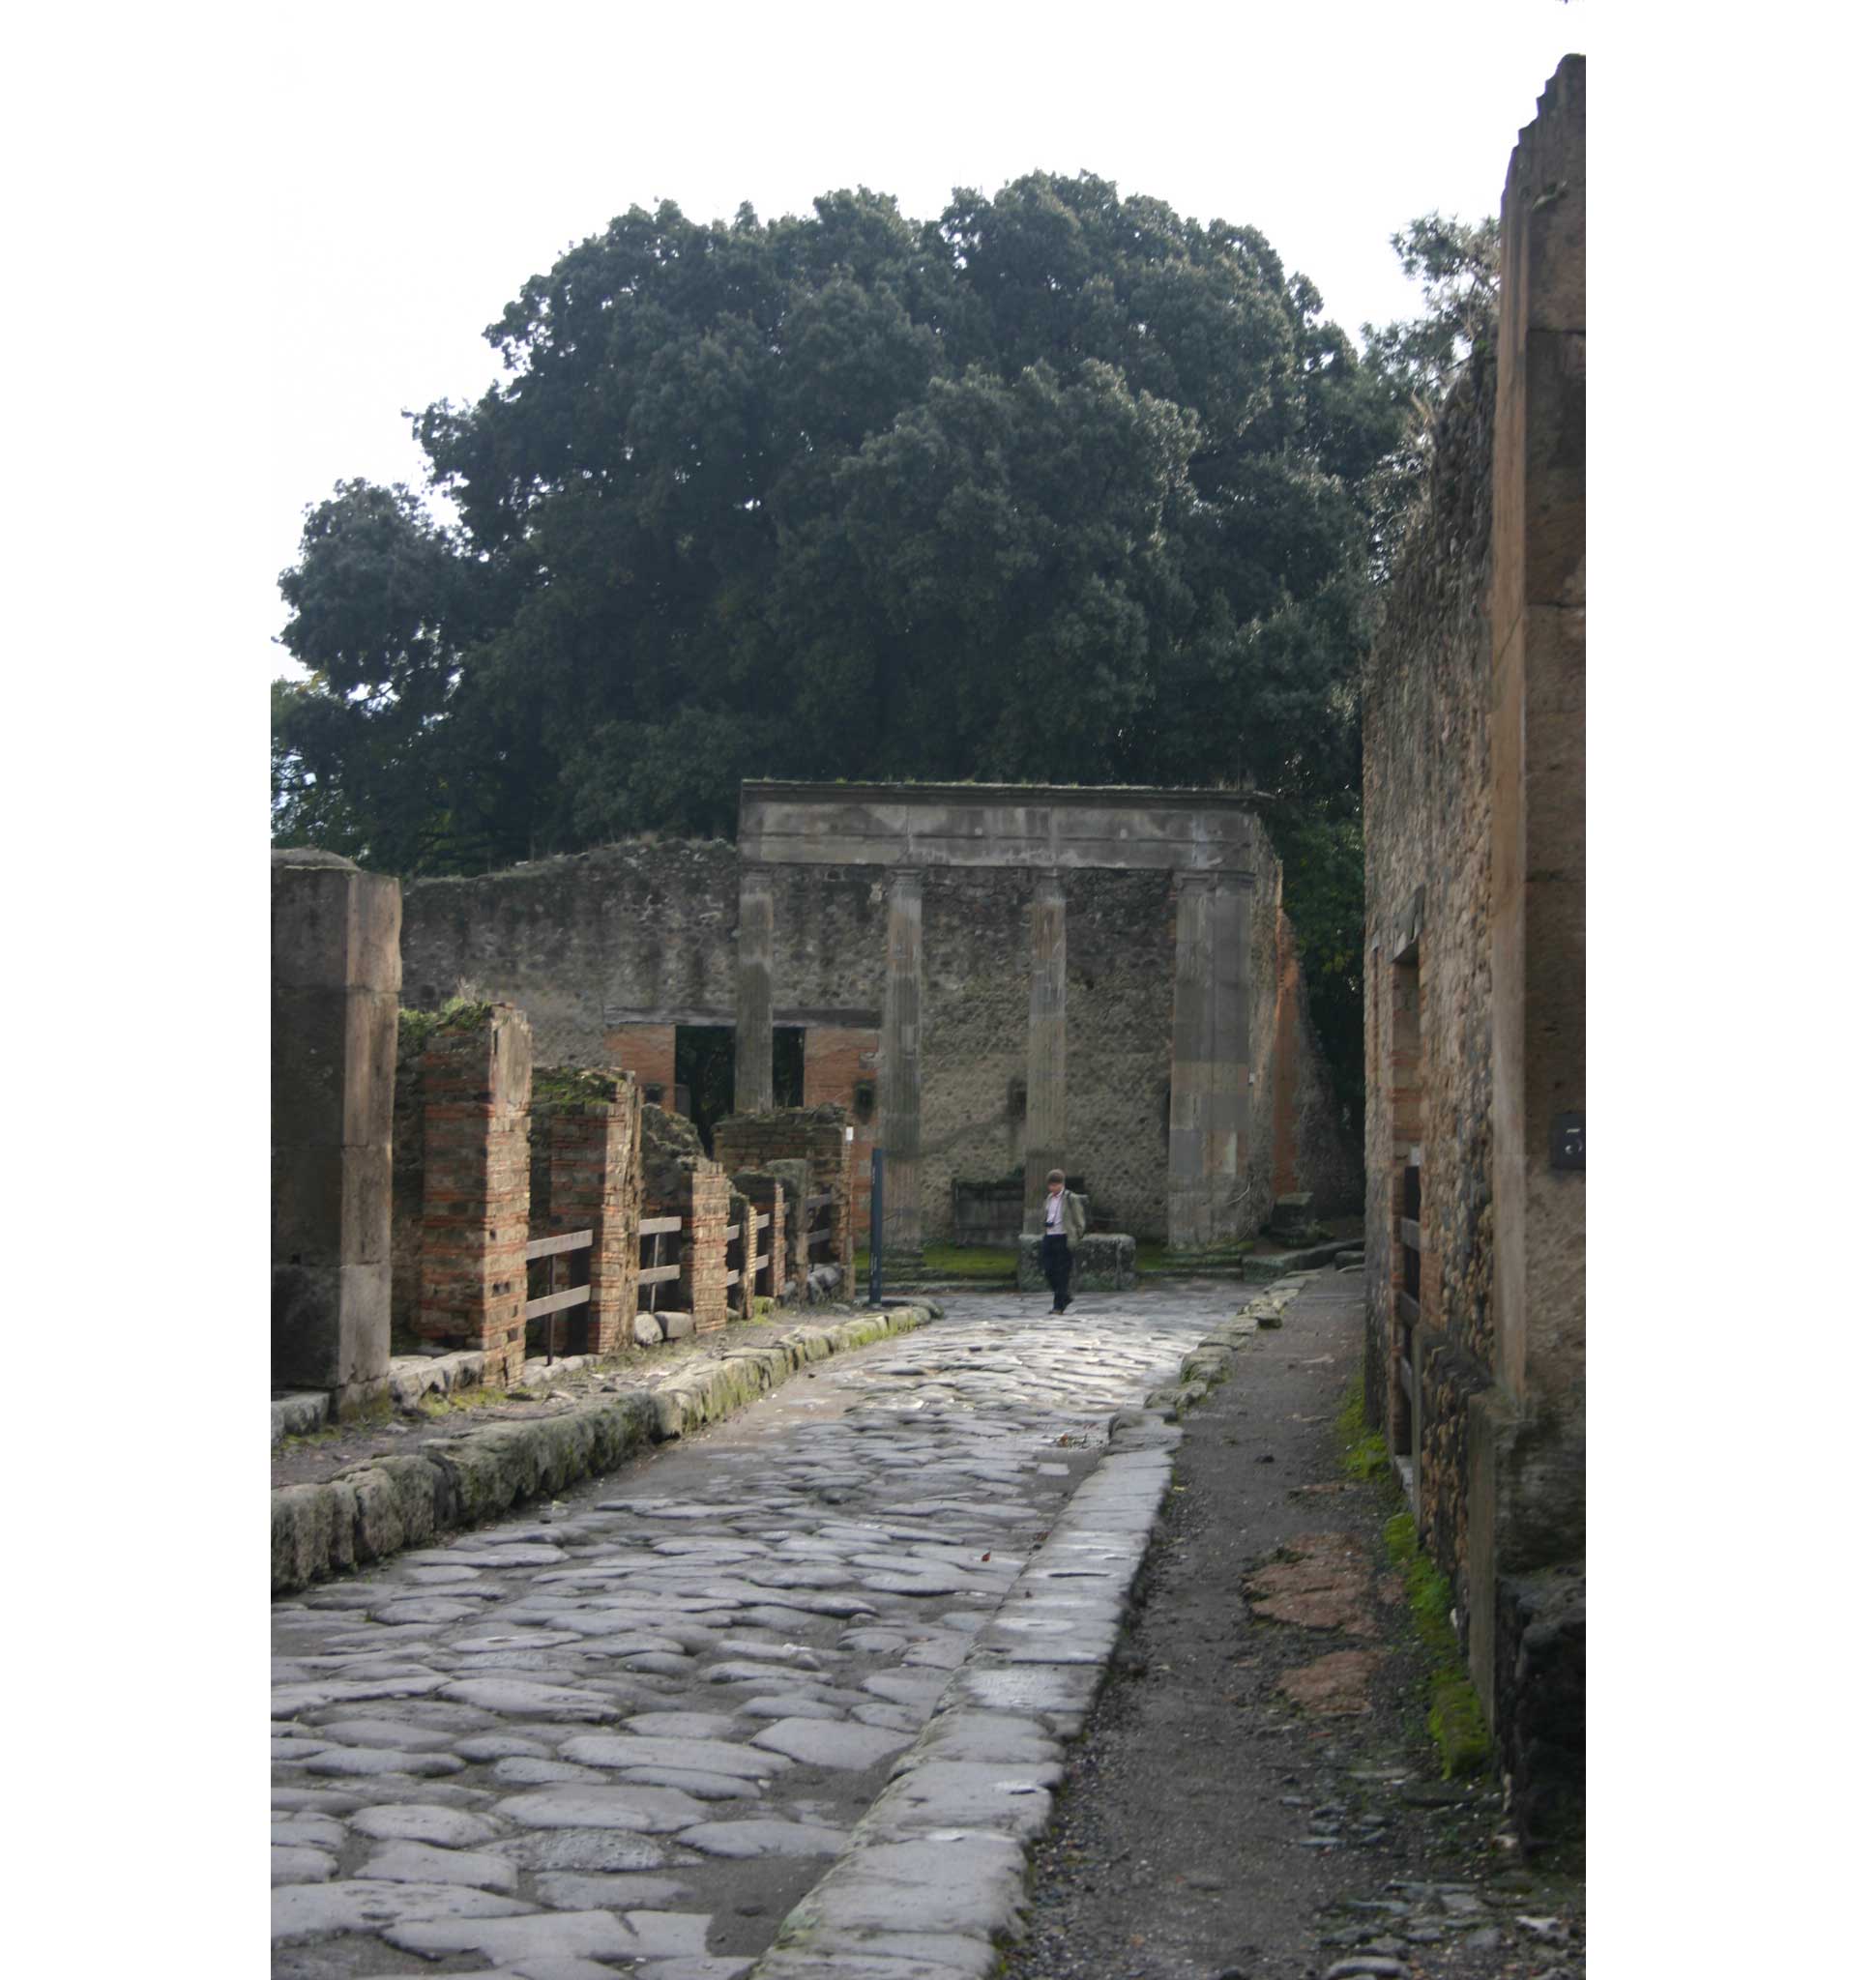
[868,1146,884,1306]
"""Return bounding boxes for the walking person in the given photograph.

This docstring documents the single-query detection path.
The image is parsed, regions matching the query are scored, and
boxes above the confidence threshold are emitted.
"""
[1039,1168,1086,1314]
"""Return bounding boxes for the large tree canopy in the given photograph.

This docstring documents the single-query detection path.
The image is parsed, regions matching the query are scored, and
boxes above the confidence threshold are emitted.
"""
[273,173,1411,872]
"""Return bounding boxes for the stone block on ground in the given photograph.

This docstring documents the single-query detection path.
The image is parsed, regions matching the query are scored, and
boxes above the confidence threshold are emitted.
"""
[1016,1231,1135,1293]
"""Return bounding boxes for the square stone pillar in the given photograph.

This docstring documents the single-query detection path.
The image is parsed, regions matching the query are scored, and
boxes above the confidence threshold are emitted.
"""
[734,865,776,1115]
[1166,872,1254,1253]
[1022,872,1068,1232]
[1472,55,1587,1746]
[272,850,401,1417]
[880,868,923,1262]
[418,1005,534,1387]
[533,1069,642,1355]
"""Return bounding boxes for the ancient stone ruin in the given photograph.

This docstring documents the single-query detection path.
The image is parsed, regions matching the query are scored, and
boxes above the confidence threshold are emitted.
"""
[1362,55,1585,1849]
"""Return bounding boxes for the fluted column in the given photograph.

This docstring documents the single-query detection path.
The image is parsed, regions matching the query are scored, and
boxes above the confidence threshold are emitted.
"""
[1022,871,1068,1231]
[879,867,923,1262]
[734,864,775,1115]
[1167,872,1253,1252]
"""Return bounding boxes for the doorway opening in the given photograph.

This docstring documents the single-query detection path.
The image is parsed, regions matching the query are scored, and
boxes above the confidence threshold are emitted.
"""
[673,1024,806,1154]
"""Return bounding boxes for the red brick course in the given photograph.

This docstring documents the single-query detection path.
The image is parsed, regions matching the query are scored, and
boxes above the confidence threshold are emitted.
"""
[418,1005,533,1387]
[531,1070,643,1355]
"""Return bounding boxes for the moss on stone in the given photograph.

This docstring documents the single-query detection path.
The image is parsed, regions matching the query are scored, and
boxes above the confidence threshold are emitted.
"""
[534,1065,628,1108]
[1384,1506,1492,1777]
[398,996,496,1058]
[1336,1374,1393,1483]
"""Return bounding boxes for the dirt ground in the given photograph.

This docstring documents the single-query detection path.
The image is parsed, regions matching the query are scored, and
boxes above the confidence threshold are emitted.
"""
[1004,1270,1585,1980]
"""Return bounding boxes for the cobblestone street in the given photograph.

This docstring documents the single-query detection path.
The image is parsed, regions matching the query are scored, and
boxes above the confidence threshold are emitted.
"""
[272,1286,1235,1977]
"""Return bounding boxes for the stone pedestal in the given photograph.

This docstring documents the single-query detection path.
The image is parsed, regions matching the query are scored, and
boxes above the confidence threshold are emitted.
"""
[880,869,923,1262]
[1166,873,1254,1252]
[272,850,401,1417]
[1022,873,1068,1233]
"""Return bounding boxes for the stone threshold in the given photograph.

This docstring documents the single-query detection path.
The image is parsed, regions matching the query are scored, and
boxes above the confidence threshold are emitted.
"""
[271,1301,942,1598]
[749,1287,1292,1977]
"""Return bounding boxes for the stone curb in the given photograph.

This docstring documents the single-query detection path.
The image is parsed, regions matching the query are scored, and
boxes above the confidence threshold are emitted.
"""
[270,1302,942,1597]
[748,1402,1200,1978]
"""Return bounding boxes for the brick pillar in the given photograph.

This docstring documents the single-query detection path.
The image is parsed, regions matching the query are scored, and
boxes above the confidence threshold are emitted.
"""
[419,1005,533,1386]
[533,1069,642,1355]
[272,850,400,1417]
[732,1173,785,1299]
[680,1162,731,1332]
[725,1186,755,1322]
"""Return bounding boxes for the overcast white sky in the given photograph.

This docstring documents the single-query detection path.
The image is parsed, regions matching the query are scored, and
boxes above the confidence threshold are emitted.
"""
[265,0,1589,681]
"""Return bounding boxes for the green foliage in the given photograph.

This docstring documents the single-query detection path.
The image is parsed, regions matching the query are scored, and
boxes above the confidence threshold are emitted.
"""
[397,996,494,1059]
[1384,1507,1492,1777]
[1361,212,1501,575]
[1337,1373,1393,1483]
[275,173,1413,880]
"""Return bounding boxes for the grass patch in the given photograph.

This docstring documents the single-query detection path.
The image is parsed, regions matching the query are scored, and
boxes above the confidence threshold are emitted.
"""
[1384,1507,1493,1778]
[1336,1373,1393,1484]
[855,1243,1016,1282]
[419,1384,512,1417]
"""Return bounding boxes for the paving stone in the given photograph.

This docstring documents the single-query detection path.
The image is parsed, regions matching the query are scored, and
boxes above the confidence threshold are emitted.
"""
[559,1734,789,1780]
[357,1840,521,1891]
[274,1787,369,1815]
[493,1785,712,1831]
[456,1734,553,1762]
[498,1829,674,1872]
[314,1717,465,1751]
[749,1717,914,1770]
[272,1878,530,1941]
[350,1803,504,1848]
[490,1758,609,1786]
[621,1711,742,1740]
[533,1871,696,1910]
[303,1745,468,1779]
[383,1907,710,1962]
[675,1820,849,1858]
[272,1845,336,1885]
[734,1693,849,1722]
[863,1671,952,1708]
[439,1678,620,1722]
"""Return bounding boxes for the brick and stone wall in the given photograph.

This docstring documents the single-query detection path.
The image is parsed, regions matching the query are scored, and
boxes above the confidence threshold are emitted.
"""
[1270,910,1363,1216]
[715,1108,855,1298]
[400,843,1343,1244]
[1363,335,1499,1607]
[417,1004,533,1386]
[1363,56,1585,1851]
[531,1067,643,1355]
[641,1103,730,1333]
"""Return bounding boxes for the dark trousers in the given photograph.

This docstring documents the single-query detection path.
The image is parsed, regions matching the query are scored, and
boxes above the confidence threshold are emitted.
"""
[1042,1234,1073,1310]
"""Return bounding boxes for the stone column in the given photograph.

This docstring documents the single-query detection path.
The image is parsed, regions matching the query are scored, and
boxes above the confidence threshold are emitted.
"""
[879,867,923,1262]
[272,850,401,1417]
[418,1005,534,1387]
[734,865,776,1116]
[1166,872,1254,1253]
[1022,871,1068,1232]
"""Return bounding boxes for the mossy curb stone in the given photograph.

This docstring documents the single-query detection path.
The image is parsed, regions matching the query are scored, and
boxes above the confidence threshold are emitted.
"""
[271,1302,941,1595]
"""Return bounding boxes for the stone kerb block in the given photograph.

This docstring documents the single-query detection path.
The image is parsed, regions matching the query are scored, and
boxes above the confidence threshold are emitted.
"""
[532,1068,643,1355]
[272,850,402,1416]
[1017,1231,1136,1295]
[417,1005,533,1387]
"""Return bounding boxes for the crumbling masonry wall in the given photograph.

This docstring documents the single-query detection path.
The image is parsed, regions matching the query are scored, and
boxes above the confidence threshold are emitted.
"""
[398,843,1340,1244]
[531,1068,643,1355]
[715,1108,855,1299]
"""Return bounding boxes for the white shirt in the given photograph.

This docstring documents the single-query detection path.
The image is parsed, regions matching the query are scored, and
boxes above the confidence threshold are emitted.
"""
[1044,1192,1065,1234]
